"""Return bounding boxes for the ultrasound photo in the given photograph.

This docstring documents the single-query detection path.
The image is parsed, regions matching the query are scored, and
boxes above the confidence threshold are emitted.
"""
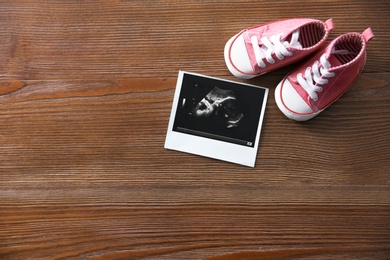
[165,71,268,167]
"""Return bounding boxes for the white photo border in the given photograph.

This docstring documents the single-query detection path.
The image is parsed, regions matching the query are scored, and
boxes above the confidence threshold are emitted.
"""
[165,71,268,167]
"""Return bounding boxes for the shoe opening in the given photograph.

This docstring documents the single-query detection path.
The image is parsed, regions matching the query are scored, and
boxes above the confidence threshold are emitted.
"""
[332,34,363,65]
[298,22,327,48]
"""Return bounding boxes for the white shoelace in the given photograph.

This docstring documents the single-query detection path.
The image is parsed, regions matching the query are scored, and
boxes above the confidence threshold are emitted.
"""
[251,30,302,68]
[297,54,335,101]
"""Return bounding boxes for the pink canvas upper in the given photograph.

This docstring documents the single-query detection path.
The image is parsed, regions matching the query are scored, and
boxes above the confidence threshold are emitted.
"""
[226,18,334,77]
[284,28,374,113]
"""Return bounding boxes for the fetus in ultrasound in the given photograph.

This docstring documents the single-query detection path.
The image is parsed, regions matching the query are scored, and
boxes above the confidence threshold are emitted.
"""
[191,87,243,128]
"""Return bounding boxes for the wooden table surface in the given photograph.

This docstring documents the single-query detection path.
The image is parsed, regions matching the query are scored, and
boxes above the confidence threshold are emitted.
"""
[1,1,389,259]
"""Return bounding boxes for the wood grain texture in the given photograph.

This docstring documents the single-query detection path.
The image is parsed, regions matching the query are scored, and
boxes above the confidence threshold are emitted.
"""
[0,1,389,259]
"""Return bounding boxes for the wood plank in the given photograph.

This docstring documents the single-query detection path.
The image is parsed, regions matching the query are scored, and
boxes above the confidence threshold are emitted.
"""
[0,0,388,80]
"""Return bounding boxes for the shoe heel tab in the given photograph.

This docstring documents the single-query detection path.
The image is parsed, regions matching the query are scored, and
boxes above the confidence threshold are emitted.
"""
[362,27,374,42]
[324,18,334,30]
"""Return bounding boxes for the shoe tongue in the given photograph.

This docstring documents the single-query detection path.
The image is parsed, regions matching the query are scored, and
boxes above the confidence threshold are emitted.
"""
[283,30,303,49]
[328,46,357,67]
[331,48,352,55]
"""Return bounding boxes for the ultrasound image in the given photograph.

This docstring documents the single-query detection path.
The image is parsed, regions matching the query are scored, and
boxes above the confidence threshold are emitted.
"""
[191,86,243,129]
[172,73,266,147]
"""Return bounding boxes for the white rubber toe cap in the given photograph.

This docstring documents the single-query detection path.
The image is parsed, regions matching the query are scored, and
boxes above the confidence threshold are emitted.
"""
[275,78,319,121]
[224,33,255,79]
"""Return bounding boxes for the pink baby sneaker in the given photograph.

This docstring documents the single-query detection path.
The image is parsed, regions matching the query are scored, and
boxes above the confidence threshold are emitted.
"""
[224,18,334,79]
[275,28,374,121]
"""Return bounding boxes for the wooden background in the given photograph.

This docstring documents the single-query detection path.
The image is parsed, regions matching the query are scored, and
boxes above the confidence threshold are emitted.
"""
[1,1,389,259]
